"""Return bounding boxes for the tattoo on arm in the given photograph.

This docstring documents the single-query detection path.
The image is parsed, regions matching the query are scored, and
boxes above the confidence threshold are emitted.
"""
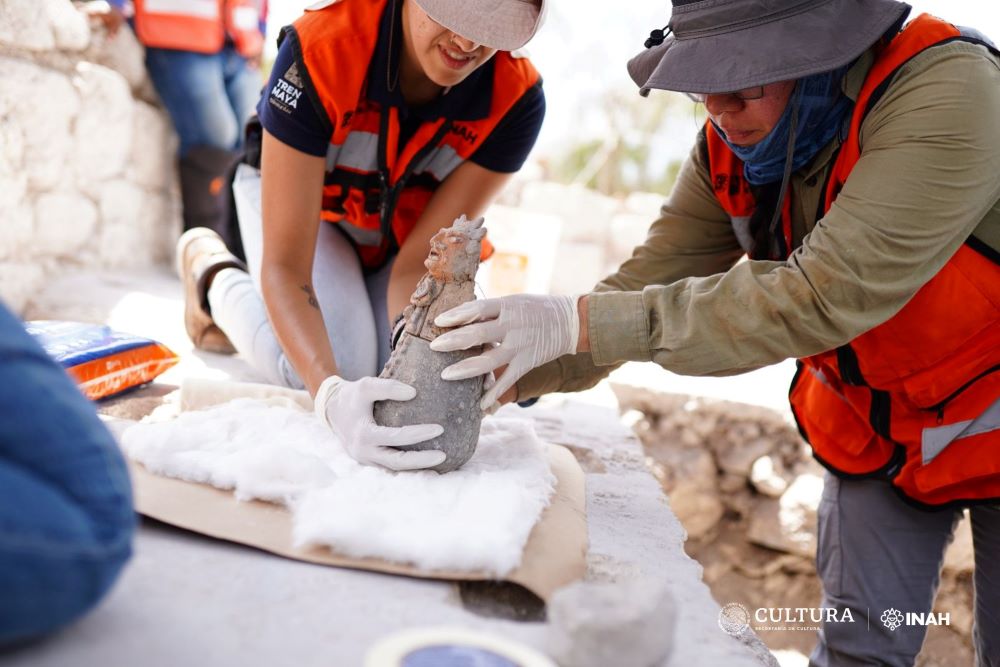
[300,284,320,310]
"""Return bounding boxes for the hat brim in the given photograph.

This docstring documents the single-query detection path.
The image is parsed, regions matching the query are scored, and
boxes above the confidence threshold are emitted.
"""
[628,0,910,94]
[415,0,545,52]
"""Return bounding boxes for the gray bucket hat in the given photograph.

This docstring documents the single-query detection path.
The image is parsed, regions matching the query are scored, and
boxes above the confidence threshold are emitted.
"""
[628,0,911,96]
[414,0,547,52]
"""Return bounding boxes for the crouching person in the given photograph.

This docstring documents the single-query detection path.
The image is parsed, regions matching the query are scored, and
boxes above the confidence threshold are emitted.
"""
[0,302,135,646]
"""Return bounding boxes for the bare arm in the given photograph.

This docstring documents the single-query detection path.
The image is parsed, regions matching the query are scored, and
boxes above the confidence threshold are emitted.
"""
[386,161,513,319]
[259,130,334,397]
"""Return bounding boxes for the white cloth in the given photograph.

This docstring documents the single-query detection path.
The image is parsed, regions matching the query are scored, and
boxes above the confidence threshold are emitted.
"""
[121,400,555,575]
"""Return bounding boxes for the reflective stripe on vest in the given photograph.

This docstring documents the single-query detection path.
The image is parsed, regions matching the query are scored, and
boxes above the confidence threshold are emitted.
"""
[293,0,539,269]
[923,396,1000,465]
[133,0,263,58]
[710,13,1000,507]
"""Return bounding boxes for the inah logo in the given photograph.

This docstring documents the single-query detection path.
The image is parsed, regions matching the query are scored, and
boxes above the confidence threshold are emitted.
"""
[718,602,751,637]
[283,62,304,89]
[881,608,904,631]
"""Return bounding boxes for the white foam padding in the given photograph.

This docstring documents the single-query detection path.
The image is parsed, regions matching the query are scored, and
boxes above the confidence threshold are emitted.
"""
[121,399,555,576]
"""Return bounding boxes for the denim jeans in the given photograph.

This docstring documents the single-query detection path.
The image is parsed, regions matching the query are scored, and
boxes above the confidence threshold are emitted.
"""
[144,45,262,157]
[0,303,135,646]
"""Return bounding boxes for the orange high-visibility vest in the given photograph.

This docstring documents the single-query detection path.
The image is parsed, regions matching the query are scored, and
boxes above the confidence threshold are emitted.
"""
[290,0,540,269]
[704,14,1000,508]
[133,0,264,58]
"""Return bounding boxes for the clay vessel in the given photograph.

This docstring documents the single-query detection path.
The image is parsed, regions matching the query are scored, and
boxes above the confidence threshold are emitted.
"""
[373,215,486,473]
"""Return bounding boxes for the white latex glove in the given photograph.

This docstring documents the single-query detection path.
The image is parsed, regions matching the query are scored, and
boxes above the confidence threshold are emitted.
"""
[314,376,446,471]
[429,295,579,411]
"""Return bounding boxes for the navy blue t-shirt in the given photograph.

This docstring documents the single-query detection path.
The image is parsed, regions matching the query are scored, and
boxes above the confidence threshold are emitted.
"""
[258,13,544,174]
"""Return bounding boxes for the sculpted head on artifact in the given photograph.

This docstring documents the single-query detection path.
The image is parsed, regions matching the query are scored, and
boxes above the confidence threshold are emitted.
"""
[424,215,486,282]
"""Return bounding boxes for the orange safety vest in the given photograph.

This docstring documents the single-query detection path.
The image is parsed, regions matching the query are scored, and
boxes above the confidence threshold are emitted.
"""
[291,0,540,269]
[704,14,1000,509]
[133,0,264,59]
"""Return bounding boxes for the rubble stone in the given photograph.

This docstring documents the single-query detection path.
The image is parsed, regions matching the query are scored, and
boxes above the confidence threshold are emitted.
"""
[943,514,974,575]
[547,579,676,667]
[749,455,789,497]
[717,436,773,476]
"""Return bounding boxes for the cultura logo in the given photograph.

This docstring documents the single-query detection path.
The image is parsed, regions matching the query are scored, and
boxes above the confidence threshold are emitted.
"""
[718,603,751,637]
[881,608,905,631]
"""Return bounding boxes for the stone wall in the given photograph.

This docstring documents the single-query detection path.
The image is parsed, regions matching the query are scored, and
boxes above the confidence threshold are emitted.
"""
[613,383,977,665]
[0,0,180,314]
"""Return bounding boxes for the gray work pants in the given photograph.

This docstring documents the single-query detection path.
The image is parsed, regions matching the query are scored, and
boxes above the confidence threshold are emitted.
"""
[810,473,1000,667]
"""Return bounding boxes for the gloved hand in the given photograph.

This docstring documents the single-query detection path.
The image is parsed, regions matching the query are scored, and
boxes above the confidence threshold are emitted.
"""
[314,375,445,471]
[429,294,580,411]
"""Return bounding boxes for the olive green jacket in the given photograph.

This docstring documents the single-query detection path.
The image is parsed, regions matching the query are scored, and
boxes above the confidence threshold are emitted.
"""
[518,40,1000,400]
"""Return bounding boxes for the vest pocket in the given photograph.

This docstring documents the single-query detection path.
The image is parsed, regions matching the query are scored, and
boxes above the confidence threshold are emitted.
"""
[895,373,1000,504]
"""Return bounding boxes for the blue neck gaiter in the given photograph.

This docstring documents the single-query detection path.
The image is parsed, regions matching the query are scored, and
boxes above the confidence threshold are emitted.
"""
[713,65,853,186]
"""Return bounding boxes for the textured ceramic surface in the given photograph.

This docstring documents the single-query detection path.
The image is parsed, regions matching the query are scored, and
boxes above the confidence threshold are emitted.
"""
[374,216,486,473]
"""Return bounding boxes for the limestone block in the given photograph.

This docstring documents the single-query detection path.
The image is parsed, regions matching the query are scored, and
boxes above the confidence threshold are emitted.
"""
[519,181,618,245]
[749,455,789,498]
[97,179,155,267]
[73,62,133,184]
[0,0,55,51]
[45,0,90,51]
[0,58,79,190]
[129,101,177,189]
[717,436,774,476]
[747,473,822,558]
[0,261,46,314]
[0,202,35,262]
[549,241,605,295]
[943,514,974,575]
[84,20,152,98]
[34,191,99,256]
[547,579,676,667]
[0,120,28,221]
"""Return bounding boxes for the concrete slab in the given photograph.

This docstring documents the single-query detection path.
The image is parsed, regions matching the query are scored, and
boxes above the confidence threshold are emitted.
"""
[2,267,774,666]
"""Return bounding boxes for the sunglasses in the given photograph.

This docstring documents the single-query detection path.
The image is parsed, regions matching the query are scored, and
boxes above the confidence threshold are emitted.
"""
[683,86,766,103]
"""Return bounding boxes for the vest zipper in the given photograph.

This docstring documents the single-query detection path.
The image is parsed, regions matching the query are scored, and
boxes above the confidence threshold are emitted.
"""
[924,363,1000,423]
[376,111,453,263]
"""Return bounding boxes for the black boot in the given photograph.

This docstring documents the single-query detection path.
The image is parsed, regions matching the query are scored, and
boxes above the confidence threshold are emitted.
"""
[178,146,242,253]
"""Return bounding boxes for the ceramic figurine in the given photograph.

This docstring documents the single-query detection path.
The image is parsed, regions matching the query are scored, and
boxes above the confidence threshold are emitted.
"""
[373,215,486,473]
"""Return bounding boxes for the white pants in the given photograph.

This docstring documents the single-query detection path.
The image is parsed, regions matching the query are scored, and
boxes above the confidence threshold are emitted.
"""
[207,164,393,389]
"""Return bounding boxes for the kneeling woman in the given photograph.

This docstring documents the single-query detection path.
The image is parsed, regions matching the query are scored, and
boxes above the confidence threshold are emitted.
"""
[179,0,546,470]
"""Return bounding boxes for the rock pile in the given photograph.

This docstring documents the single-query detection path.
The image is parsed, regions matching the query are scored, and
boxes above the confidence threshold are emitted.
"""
[612,383,976,664]
[0,0,180,313]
